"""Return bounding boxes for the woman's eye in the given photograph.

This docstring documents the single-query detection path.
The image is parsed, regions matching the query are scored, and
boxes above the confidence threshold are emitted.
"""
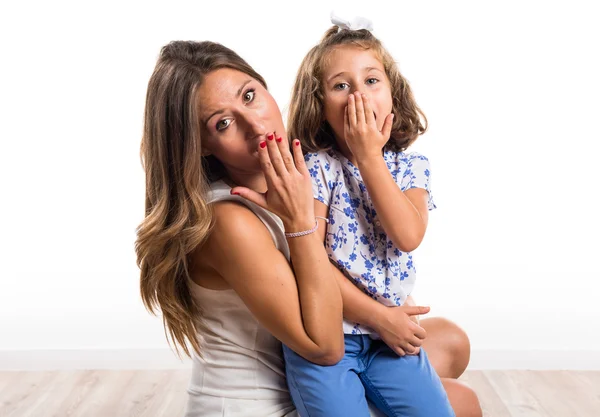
[216,119,231,131]
[334,83,349,91]
[243,89,255,102]
[366,78,379,85]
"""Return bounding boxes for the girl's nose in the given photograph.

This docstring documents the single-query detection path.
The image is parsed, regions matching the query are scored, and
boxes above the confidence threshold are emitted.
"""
[350,87,368,100]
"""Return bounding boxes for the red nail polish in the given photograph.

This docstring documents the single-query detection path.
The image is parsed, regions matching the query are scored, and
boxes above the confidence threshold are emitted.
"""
[267,134,274,140]
[295,140,300,146]
[231,191,239,195]
[276,137,282,142]
[260,141,267,148]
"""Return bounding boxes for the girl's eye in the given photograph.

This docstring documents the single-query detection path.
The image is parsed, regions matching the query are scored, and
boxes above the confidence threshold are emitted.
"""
[366,78,379,85]
[216,119,232,131]
[334,83,349,91]
[243,89,255,103]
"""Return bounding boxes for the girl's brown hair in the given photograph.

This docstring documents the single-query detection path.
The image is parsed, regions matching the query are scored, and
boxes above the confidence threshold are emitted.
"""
[135,41,266,357]
[288,26,427,153]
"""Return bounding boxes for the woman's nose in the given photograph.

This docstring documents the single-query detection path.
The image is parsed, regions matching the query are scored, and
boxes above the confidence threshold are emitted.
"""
[241,112,266,139]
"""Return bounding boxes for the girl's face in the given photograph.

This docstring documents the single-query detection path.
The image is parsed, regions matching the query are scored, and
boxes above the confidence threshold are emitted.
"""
[321,45,393,148]
[197,68,285,176]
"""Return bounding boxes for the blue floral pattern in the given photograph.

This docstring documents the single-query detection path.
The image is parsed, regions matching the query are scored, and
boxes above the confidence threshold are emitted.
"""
[305,149,436,335]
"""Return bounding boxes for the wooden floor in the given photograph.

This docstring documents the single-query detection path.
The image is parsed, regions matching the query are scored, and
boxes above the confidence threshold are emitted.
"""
[0,370,598,416]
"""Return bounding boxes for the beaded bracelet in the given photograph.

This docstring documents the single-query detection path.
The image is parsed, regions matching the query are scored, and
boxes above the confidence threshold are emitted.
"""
[284,216,329,238]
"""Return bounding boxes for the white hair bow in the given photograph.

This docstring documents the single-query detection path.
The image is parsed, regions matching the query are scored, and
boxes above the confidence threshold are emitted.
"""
[330,11,374,32]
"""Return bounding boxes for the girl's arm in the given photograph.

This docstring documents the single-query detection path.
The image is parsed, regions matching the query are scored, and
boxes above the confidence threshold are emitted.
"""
[345,92,430,252]
[357,158,429,252]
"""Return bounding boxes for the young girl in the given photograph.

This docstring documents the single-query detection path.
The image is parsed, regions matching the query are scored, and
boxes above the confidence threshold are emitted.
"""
[283,21,456,417]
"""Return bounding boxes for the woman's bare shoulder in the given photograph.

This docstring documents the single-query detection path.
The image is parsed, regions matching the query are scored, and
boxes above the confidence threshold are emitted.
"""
[192,200,276,270]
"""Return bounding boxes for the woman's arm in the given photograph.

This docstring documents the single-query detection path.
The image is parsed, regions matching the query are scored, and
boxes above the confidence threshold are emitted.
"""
[199,201,343,365]
[199,137,343,365]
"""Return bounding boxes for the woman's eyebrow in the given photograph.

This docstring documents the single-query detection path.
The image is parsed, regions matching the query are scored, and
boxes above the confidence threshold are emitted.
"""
[236,79,252,97]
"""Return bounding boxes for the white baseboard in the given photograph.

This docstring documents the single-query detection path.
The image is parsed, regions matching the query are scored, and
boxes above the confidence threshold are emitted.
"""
[1,349,599,371]
[0,349,192,371]
[468,349,600,370]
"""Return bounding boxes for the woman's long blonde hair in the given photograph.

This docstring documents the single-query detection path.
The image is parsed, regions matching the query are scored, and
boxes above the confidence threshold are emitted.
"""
[135,41,267,358]
[288,26,427,153]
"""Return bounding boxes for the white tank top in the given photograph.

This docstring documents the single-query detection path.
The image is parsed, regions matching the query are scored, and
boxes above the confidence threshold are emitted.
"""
[187,180,292,400]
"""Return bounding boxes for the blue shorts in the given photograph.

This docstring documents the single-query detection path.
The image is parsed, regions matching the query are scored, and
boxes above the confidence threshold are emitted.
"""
[283,335,455,417]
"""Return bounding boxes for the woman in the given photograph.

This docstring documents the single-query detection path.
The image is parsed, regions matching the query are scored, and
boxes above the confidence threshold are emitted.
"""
[135,40,481,416]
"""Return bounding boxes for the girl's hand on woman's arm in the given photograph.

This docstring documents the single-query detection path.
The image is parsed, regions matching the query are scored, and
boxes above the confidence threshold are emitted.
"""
[372,304,429,356]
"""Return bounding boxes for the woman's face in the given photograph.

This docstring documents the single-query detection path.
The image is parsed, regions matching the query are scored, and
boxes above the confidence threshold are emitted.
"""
[197,68,285,176]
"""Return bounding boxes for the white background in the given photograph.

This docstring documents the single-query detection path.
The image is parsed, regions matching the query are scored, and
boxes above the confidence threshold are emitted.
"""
[1,0,599,368]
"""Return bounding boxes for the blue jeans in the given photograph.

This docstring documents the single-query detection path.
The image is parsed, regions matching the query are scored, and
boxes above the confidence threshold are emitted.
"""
[283,335,455,417]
